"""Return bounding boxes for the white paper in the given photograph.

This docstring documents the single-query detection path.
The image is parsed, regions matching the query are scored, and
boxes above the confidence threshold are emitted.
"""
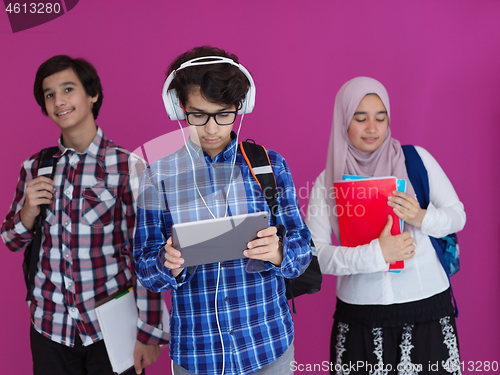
[95,289,169,374]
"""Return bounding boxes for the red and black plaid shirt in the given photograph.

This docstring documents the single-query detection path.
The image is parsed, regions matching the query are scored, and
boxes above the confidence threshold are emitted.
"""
[1,127,169,347]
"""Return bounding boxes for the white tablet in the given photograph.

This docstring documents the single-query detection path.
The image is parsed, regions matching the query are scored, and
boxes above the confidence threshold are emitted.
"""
[171,211,270,267]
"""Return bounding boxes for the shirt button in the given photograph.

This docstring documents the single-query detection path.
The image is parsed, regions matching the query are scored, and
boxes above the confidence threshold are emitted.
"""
[65,190,71,196]
[220,262,225,267]
[97,195,101,199]
[68,282,73,288]
[229,330,234,335]
[64,221,69,227]
[71,162,76,166]
[215,195,219,200]
[65,253,70,258]
[71,308,76,313]
[224,297,229,302]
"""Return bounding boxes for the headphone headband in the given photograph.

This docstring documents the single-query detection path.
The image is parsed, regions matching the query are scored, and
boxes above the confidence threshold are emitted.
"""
[162,56,256,121]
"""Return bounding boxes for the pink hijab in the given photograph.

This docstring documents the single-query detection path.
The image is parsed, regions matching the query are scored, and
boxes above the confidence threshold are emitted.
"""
[324,77,415,237]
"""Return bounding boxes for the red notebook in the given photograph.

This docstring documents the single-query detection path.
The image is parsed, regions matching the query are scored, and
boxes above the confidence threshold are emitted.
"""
[334,177,404,270]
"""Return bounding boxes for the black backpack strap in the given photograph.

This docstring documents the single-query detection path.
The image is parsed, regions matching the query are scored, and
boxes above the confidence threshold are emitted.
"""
[239,139,323,313]
[24,146,59,301]
[240,139,298,307]
[240,139,279,218]
[36,147,59,179]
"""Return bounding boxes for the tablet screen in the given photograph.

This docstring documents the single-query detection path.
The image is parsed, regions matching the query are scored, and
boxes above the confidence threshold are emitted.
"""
[171,211,269,267]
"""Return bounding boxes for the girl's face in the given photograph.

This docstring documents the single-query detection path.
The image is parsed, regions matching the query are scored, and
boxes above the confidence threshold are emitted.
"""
[347,94,389,153]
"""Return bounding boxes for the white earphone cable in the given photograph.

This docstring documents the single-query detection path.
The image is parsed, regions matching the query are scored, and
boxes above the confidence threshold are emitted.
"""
[168,56,250,374]
[214,261,225,375]
[175,114,244,375]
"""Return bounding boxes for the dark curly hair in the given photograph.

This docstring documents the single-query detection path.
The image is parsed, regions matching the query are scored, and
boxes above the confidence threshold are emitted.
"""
[33,55,103,119]
[166,46,250,110]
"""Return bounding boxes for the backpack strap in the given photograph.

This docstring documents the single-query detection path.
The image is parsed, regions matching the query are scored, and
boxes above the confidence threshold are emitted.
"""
[240,139,301,312]
[239,139,322,313]
[401,145,458,317]
[401,145,430,209]
[24,146,59,301]
[240,139,279,217]
[35,147,60,179]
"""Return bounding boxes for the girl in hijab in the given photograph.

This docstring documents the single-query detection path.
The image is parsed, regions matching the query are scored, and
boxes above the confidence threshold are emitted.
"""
[306,77,466,374]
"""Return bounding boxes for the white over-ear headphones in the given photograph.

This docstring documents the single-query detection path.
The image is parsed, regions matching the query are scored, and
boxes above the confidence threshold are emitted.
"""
[162,56,256,121]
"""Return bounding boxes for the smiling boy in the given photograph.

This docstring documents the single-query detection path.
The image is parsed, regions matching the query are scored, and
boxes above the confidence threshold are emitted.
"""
[133,46,312,375]
[1,55,168,375]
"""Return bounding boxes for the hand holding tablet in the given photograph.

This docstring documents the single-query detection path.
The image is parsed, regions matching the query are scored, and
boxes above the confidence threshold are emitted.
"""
[163,237,185,277]
[244,226,283,266]
[166,211,270,269]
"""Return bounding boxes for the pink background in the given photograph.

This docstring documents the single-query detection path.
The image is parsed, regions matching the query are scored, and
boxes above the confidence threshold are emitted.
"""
[1,0,499,372]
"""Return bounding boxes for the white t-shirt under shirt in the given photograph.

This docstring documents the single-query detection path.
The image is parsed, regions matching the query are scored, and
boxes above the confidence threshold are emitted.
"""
[306,146,466,305]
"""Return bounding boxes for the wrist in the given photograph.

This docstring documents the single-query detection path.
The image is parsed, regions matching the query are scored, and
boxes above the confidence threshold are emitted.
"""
[20,207,37,232]
[413,208,427,228]
[172,267,184,278]
[270,241,284,266]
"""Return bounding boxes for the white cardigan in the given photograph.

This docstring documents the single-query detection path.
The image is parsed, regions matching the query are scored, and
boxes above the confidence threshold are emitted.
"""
[306,146,466,305]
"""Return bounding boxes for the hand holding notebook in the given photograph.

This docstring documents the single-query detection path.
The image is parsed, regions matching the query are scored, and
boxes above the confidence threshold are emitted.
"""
[378,215,415,267]
[334,176,406,270]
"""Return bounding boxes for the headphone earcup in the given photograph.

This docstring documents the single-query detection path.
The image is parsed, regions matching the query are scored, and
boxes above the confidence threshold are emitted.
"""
[163,88,185,121]
[238,85,255,115]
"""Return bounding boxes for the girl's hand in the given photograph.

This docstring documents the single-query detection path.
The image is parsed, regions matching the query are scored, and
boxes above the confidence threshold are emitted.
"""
[388,190,427,228]
[379,215,416,263]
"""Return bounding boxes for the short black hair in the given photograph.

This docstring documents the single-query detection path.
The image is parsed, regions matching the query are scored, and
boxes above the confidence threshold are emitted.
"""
[166,46,250,110]
[33,55,103,119]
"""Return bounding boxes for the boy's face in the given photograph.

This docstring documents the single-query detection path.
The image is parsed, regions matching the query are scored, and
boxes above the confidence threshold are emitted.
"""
[185,88,235,158]
[42,68,97,134]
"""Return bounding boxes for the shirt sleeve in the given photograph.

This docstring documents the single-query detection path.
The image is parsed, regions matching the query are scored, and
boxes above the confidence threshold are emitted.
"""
[258,152,313,278]
[416,146,466,238]
[1,159,36,252]
[133,166,197,294]
[305,170,389,276]
[124,157,169,345]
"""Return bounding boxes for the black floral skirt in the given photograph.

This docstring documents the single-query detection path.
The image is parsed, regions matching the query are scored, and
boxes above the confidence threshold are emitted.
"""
[330,289,461,374]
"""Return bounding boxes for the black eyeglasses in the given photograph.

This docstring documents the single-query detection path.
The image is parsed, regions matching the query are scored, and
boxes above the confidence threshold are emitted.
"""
[184,111,238,126]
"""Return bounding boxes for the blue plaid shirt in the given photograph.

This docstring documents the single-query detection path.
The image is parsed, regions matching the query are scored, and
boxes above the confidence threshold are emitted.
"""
[134,133,311,374]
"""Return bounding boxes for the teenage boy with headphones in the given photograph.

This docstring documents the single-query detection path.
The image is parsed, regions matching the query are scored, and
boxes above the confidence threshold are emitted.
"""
[133,46,312,375]
[1,55,169,375]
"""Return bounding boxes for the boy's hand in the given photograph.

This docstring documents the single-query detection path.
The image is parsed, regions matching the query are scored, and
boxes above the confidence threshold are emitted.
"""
[163,237,184,277]
[20,176,55,231]
[133,341,161,374]
[244,226,283,266]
